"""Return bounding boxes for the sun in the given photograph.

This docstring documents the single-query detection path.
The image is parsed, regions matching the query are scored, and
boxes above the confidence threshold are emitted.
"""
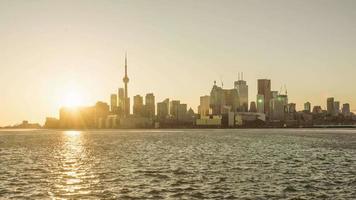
[61,89,84,107]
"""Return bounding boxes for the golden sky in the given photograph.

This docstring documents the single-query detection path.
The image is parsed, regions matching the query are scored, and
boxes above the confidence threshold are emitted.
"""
[1,0,356,126]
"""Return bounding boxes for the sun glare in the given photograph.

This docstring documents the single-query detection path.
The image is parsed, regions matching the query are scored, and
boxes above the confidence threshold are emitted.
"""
[61,90,84,107]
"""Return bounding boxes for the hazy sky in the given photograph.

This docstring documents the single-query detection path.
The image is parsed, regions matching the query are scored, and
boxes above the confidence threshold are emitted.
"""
[1,0,356,126]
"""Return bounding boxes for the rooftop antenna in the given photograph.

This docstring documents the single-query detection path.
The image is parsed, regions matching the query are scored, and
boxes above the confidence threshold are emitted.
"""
[284,84,288,95]
[238,72,240,81]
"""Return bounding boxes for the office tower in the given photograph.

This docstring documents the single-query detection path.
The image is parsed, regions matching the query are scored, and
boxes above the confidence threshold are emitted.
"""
[313,106,323,114]
[210,82,239,115]
[122,54,130,116]
[256,94,265,113]
[145,93,155,119]
[157,98,169,120]
[178,104,187,121]
[118,88,125,109]
[170,100,181,120]
[304,102,311,113]
[288,103,296,113]
[234,73,248,112]
[327,97,335,116]
[334,101,340,114]
[249,101,257,112]
[342,103,350,116]
[223,89,239,112]
[257,79,271,115]
[133,95,143,116]
[342,103,351,115]
[110,94,118,113]
[270,94,288,121]
[199,95,210,116]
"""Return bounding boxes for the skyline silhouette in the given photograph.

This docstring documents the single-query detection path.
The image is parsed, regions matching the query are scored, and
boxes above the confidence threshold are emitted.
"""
[1,0,356,126]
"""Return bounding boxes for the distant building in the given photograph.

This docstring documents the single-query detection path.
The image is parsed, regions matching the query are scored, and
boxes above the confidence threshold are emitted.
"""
[334,101,340,114]
[270,94,288,121]
[249,101,257,113]
[44,117,60,128]
[342,103,351,116]
[118,88,125,116]
[133,95,144,116]
[234,73,248,112]
[327,97,335,116]
[313,106,323,114]
[210,82,239,115]
[170,100,181,120]
[177,103,187,121]
[110,94,118,113]
[256,94,265,113]
[199,95,210,116]
[304,102,311,113]
[288,103,296,113]
[157,98,169,120]
[257,79,271,115]
[145,93,155,119]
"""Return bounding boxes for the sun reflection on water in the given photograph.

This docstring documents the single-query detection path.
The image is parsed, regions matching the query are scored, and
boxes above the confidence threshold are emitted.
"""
[58,131,88,195]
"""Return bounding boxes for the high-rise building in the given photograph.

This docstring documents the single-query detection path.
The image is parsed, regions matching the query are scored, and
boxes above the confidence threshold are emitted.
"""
[342,103,350,116]
[256,94,265,113]
[327,97,335,116]
[304,102,311,113]
[170,100,180,120]
[157,98,169,120]
[122,54,130,117]
[249,101,257,112]
[110,94,118,113]
[234,73,248,112]
[257,79,271,115]
[313,106,323,114]
[270,94,288,121]
[334,101,340,114]
[145,93,155,119]
[210,82,239,115]
[133,95,144,116]
[199,95,210,116]
[178,104,187,121]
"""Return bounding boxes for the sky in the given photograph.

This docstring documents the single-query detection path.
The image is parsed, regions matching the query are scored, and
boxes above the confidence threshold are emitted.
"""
[0,0,356,126]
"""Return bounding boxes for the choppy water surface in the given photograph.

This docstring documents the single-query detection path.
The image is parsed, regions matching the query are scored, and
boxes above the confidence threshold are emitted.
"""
[0,129,355,199]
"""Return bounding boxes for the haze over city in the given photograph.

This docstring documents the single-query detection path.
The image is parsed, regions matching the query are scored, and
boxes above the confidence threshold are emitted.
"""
[1,0,356,126]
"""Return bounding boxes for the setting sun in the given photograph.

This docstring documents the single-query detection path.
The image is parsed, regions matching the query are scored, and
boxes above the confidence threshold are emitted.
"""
[62,91,84,107]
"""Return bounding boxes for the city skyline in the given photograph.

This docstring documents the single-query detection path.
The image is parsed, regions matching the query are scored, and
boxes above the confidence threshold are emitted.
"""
[1,0,356,126]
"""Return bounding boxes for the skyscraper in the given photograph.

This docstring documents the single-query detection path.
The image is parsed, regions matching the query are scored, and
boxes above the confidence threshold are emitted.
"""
[327,97,335,116]
[249,101,257,112]
[256,94,265,113]
[199,95,210,116]
[157,98,169,120]
[270,94,288,121]
[110,94,118,113]
[122,53,130,117]
[145,93,155,119]
[170,100,180,120]
[118,88,125,116]
[342,103,350,116]
[257,79,271,115]
[234,73,248,112]
[334,101,340,114]
[304,102,311,113]
[133,95,144,116]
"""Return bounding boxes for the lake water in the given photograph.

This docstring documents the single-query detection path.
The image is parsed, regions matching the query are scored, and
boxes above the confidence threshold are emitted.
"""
[0,129,355,199]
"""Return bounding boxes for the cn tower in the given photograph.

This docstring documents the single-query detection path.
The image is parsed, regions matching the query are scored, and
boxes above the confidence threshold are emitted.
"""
[123,53,130,116]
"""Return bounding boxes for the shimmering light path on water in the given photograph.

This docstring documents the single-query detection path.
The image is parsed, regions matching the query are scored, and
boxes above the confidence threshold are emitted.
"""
[0,129,355,199]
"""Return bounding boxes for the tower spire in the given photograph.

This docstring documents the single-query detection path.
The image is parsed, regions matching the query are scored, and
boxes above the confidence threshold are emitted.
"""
[123,52,130,117]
